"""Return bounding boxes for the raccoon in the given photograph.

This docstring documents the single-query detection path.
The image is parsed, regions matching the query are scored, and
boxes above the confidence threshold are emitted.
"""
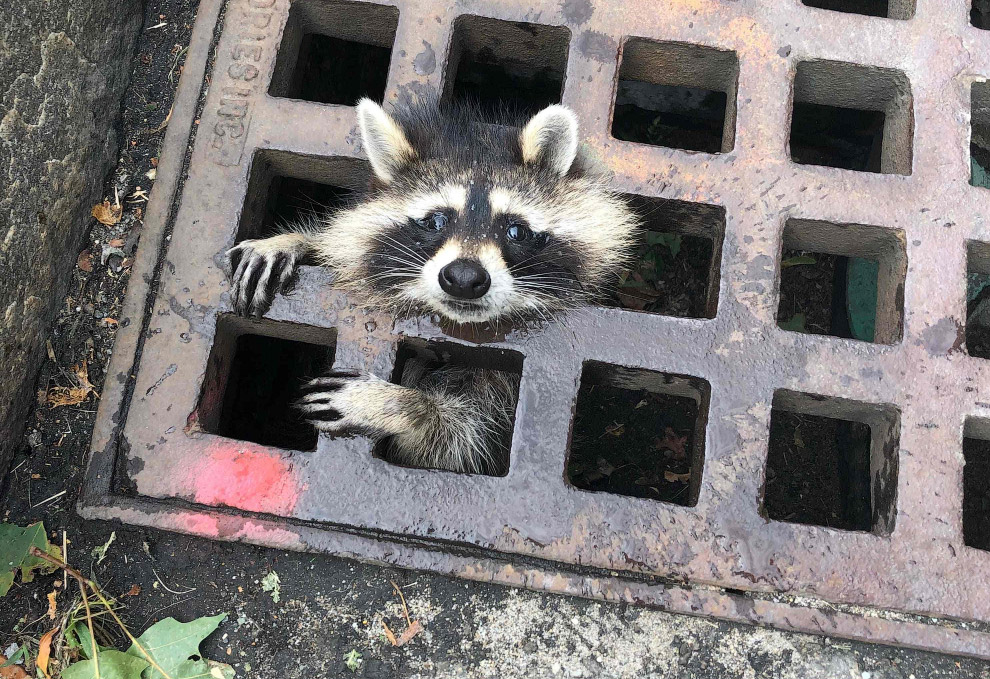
[227,99,638,474]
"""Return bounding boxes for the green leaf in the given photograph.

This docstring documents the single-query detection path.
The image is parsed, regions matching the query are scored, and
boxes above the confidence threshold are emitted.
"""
[779,313,807,333]
[644,232,682,258]
[92,531,117,565]
[1,645,26,667]
[344,649,362,672]
[781,255,817,268]
[125,614,226,679]
[62,650,150,679]
[67,622,107,660]
[0,522,60,596]
[260,570,281,604]
[846,257,878,342]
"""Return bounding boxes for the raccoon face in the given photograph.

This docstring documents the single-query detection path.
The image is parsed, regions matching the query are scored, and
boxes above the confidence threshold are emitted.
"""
[314,99,638,324]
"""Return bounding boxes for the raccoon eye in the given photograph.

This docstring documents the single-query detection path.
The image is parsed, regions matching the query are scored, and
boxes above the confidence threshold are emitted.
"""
[506,223,533,242]
[415,211,449,232]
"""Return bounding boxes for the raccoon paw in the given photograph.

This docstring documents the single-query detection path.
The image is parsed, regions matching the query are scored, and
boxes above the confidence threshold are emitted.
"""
[225,235,305,317]
[295,369,377,434]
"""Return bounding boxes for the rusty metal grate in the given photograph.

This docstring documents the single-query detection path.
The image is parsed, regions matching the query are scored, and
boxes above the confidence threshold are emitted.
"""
[83,0,990,658]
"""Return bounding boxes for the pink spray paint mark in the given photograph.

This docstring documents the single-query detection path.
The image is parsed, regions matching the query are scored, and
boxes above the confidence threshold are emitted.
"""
[191,442,302,516]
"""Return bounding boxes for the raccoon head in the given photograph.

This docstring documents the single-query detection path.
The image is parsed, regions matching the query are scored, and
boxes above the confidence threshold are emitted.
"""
[314,99,638,324]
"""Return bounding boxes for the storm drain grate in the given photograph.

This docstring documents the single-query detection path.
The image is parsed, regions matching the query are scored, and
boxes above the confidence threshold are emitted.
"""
[83,0,990,659]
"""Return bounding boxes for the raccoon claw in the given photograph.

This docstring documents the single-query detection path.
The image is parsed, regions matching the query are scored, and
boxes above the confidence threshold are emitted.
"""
[295,370,368,432]
[225,240,300,317]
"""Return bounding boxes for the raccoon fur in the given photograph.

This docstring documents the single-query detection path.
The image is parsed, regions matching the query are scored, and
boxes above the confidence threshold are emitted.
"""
[227,99,639,474]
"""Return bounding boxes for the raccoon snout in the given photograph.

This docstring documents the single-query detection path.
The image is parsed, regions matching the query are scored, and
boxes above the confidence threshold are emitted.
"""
[439,259,491,300]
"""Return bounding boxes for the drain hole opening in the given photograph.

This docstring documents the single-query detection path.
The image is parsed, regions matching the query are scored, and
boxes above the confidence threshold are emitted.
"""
[611,39,738,153]
[972,82,990,189]
[609,196,725,319]
[801,0,915,20]
[200,315,337,452]
[373,339,524,477]
[444,15,570,116]
[790,60,913,175]
[974,0,990,29]
[567,362,710,507]
[964,419,990,551]
[269,0,398,105]
[764,390,900,535]
[237,150,368,243]
[967,240,990,359]
[776,219,906,344]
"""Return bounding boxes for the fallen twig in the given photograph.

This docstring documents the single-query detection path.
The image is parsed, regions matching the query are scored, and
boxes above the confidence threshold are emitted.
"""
[28,548,172,679]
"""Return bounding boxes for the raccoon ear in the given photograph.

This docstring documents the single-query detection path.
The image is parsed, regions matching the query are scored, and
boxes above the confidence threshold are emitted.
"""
[520,105,579,176]
[356,98,416,183]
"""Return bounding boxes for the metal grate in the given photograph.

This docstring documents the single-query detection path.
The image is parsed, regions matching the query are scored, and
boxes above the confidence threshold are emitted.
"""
[83,0,990,658]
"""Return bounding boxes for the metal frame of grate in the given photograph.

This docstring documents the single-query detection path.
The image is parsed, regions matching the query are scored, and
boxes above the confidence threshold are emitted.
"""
[81,0,990,658]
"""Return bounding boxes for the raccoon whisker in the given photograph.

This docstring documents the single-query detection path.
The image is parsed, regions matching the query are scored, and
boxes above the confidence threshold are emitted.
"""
[508,254,575,273]
[369,234,429,265]
[367,248,428,270]
[368,257,425,274]
[515,285,580,297]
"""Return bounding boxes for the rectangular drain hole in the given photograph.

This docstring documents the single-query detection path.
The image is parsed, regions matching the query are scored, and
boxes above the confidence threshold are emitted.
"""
[764,390,900,535]
[198,315,337,452]
[776,218,906,344]
[611,39,739,153]
[444,15,570,115]
[790,60,913,174]
[964,418,990,551]
[975,0,990,29]
[269,0,398,105]
[237,150,368,243]
[972,82,990,189]
[967,240,990,359]
[611,196,725,319]
[801,0,915,20]
[374,339,524,476]
[567,362,710,507]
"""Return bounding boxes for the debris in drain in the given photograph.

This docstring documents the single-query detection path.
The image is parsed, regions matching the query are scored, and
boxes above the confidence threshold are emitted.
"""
[764,410,873,532]
[790,103,885,173]
[777,250,878,342]
[974,0,990,29]
[568,386,696,506]
[612,231,712,317]
[289,35,392,106]
[967,270,990,358]
[446,16,568,115]
[802,0,890,18]
[963,434,990,551]
[612,82,727,153]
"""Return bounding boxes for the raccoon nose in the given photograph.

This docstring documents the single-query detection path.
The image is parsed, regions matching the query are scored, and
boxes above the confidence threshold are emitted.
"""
[439,259,491,299]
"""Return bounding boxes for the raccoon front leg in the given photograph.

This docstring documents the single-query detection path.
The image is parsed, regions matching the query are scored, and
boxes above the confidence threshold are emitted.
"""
[226,232,315,317]
[296,368,514,474]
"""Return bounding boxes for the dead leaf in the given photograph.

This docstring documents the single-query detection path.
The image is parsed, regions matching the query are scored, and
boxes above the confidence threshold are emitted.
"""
[36,628,55,678]
[656,427,688,460]
[664,470,691,483]
[394,620,423,646]
[604,422,626,437]
[46,590,57,619]
[108,238,125,247]
[91,199,122,226]
[0,655,29,679]
[124,584,142,596]
[381,619,398,646]
[47,359,98,408]
[76,250,94,272]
